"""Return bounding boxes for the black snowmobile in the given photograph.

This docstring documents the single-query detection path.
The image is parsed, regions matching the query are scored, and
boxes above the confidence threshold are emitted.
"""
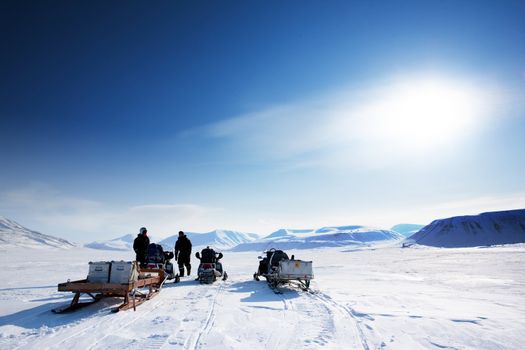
[146,243,180,282]
[254,248,313,291]
[195,246,228,284]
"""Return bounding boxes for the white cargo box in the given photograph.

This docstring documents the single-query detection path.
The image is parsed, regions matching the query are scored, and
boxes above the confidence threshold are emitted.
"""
[87,261,111,283]
[109,261,139,284]
[278,260,314,279]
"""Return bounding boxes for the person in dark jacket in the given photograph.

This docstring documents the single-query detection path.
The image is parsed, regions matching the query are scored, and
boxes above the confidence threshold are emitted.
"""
[133,227,150,267]
[175,231,192,276]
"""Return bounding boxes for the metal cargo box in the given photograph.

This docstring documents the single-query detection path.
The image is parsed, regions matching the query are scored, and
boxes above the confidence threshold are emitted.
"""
[109,261,139,284]
[278,260,314,279]
[87,261,111,283]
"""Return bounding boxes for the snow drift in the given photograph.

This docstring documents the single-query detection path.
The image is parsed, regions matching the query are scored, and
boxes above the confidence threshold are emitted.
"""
[232,225,403,251]
[0,216,75,249]
[409,209,525,247]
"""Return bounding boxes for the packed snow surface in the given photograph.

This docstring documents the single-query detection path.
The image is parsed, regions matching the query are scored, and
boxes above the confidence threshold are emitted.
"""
[232,225,403,251]
[2,243,523,349]
[410,209,525,247]
[0,216,75,249]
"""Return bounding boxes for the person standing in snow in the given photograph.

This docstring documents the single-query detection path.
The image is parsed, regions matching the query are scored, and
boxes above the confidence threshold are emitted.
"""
[175,231,192,276]
[133,227,150,268]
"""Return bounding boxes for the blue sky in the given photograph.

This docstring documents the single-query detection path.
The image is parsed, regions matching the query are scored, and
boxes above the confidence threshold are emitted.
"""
[1,1,525,242]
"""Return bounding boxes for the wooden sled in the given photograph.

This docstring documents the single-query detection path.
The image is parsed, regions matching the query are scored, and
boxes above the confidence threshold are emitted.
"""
[53,268,165,313]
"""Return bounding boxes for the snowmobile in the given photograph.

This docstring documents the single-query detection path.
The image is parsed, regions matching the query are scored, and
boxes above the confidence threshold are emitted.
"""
[145,243,180,282]
[253,248,313,291]
[195,246,228,284]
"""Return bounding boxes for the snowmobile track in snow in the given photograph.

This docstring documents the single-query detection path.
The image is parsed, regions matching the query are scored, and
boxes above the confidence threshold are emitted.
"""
[119,334,170,350]
[307,291,373,350]
[9,293,168,350]
[188,283,224,350]
[263,285,338,349]
[85,296,168,350]
[267,291,300,349]
[114,281,226,350]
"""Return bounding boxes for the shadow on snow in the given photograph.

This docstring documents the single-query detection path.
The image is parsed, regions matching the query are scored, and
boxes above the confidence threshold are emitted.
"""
[227,280,300,302]
[0,296,125,329]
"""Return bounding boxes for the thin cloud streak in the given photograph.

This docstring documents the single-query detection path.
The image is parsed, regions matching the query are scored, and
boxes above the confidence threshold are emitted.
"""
[181,72,504,170]
[1,185,523,241]
[0,185,225,242]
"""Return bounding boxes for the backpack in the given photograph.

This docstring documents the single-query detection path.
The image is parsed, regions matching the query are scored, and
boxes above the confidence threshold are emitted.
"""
[147,243,165,263]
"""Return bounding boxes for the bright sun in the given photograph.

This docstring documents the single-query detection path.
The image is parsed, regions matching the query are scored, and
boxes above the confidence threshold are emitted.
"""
[358,75,486,152]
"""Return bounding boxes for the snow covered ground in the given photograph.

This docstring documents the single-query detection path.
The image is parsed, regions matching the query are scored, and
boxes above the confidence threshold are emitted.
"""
[1,244,524,349]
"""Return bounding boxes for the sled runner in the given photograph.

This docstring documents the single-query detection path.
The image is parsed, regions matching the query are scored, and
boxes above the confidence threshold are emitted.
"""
[53,262,166,313]
[253,248,313,291]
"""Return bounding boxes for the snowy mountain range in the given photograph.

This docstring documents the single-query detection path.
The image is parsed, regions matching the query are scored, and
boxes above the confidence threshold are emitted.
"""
[159,230,260,250]
[84,234,143,251]
[409,209,525,247]
[85,229,259,251]
[0,216,75,249]
[391,223,425,237]
[232,225,404,251]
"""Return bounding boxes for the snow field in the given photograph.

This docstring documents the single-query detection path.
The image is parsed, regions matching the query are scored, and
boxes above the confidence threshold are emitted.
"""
[1,244,524,349]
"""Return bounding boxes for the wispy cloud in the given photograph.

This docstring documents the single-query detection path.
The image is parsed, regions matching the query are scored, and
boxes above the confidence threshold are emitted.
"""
[181,72,504,170]
[1,184,523,241]
[358,192,525,227]
[0,184,224,242]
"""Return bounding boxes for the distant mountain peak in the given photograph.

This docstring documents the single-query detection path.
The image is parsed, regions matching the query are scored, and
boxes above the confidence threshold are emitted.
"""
[86,229,259,251]
[410,209,525,247]
[233,225,403,251]
[0,216,75,249]
[85,233,136,251]
[391,223,425,237]
[160,229,259,250]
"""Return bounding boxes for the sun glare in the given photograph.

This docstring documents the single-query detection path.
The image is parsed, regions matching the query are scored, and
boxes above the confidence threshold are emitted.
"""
[358,75,487,152]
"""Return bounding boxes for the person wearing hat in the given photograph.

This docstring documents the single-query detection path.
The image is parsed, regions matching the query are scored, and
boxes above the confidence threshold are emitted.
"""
[133,227,150,268]
[174,231,192,277]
